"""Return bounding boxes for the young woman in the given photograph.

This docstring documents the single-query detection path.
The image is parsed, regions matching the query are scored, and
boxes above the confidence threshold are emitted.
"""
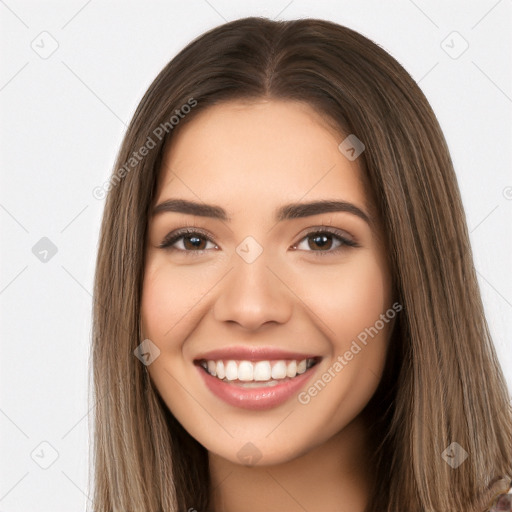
[91,16,512,511]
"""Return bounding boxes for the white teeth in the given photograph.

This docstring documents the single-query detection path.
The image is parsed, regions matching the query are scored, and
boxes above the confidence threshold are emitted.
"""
[225,361,238,381]
[286,360,297,378]
[253,361,271,381]
[238,361,253,381]
[216,361,225,379]
[201,358,317,382]
[271,360,287,379]
[207,360,217,376]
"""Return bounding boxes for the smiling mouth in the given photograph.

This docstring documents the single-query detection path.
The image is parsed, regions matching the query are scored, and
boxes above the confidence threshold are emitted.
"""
[195,357,320,386]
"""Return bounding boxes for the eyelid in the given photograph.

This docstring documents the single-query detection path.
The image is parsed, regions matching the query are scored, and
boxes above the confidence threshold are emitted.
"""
[293,225,356,246]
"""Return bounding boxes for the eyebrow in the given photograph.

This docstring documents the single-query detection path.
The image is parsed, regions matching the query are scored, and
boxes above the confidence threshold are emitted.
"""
[152,198,373,228]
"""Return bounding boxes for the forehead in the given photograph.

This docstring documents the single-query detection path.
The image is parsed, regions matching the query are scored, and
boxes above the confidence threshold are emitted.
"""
[155,99,371,217]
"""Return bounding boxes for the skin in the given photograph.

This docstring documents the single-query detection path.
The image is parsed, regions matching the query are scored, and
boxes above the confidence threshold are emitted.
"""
[141,99,395,512]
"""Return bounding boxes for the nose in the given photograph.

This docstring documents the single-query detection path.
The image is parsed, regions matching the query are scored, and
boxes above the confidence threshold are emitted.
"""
[212,252,293,331]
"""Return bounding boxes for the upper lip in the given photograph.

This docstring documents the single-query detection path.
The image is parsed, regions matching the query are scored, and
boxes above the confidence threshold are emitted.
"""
[194,346,321,362]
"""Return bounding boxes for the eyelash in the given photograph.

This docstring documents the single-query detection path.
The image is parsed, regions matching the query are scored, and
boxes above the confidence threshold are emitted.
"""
[158,227,359,256]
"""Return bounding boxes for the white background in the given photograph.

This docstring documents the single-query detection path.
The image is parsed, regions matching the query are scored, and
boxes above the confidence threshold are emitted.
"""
[1,1,511,510]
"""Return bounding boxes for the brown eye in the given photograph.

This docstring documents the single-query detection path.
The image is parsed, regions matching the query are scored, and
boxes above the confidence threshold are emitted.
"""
[181,234,208,250]
[307,233,335,251]
[159,229,217,252]
[292,228,358,255]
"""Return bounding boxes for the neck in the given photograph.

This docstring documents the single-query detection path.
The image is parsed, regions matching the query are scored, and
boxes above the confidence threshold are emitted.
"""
[208,413,373,512]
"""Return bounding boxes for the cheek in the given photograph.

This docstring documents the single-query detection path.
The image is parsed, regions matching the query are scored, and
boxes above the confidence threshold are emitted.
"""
[296,253,393,425]
[140,259,202,343]
[303,251,391,346]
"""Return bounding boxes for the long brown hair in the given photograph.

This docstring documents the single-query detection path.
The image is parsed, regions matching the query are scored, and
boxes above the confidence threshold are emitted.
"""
[90,16,512,511]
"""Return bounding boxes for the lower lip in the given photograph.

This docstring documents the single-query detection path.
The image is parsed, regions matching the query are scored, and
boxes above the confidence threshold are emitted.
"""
[196,363,318,410]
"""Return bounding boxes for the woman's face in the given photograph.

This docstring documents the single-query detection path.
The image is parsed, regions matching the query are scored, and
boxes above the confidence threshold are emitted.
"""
[141,99,395,465]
